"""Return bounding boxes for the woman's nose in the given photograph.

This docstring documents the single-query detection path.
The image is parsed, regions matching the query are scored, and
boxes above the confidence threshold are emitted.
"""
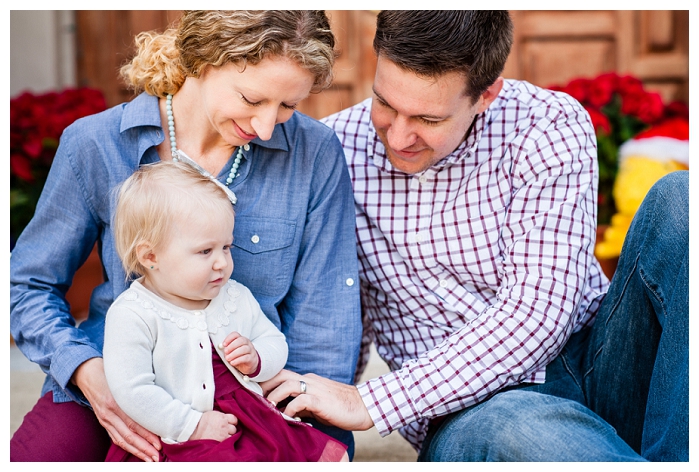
[249,107,278,141]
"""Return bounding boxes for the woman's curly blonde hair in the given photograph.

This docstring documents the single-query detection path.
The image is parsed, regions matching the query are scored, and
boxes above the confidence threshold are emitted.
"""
[120,10,338,98]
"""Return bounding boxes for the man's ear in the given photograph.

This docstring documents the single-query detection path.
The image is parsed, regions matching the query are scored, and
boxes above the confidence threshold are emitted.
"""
[136,242,157,270]
[476,77,504,114]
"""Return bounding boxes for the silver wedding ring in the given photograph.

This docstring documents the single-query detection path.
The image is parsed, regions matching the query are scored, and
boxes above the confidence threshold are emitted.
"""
[299,380,307,394]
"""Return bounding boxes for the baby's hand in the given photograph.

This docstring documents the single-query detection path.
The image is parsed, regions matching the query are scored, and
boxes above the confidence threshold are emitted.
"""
[220,332,260,376]
[189,411,238,441]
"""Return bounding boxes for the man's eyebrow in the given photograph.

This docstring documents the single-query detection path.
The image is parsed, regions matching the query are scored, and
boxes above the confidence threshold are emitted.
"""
[372,87,446,121]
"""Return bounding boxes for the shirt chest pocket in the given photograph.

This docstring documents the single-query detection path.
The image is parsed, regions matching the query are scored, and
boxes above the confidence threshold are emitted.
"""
[232,216,297,296]
[437,195,508,285]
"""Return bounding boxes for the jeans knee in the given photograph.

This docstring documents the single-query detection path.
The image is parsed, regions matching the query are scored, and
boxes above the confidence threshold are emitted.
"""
[423,390,641,461]
[425,390,566,461]
[644,171,688,228]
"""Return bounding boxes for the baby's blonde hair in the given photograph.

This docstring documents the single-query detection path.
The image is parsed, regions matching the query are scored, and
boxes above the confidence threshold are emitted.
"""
[113,161,234,280]
[120,10,338,97]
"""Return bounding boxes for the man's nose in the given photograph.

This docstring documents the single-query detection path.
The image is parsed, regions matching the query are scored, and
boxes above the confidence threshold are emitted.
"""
[385,115,417,150]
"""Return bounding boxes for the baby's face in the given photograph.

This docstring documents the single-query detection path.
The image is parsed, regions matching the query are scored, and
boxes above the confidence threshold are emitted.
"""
[145,210,235,311]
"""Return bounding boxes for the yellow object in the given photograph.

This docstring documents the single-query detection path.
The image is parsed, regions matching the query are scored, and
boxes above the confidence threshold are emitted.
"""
[595,156,687,259]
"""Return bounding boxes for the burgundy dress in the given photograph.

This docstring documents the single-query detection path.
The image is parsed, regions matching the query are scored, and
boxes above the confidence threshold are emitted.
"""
[106,343,347,462]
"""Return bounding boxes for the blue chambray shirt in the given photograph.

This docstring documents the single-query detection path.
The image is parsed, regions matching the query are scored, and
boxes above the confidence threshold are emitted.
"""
[10,92,361,408]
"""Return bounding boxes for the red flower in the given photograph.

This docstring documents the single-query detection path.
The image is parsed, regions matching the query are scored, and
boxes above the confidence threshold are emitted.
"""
[10,153,35,183]
[586,107,611,135]
[664,100,690,121]
[616,75,644,97]
[11,87,108,243]
[22,138,43,159]
[564,78,590,103]
[621,90,664,124]
[587,73,618,108]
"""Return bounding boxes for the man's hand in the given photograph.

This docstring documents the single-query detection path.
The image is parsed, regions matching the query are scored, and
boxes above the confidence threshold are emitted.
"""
[72,357,161,462]
[220,331,259,375]
[261,369,374,431]
[189,411,238,441]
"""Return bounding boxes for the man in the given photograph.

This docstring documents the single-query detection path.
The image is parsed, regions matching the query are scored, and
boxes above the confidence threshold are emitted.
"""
[265,11,688,461]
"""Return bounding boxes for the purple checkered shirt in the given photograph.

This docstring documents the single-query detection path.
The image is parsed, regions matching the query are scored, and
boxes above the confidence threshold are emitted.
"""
[322,79,609,451]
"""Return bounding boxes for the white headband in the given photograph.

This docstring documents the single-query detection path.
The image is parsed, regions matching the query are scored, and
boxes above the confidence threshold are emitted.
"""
[173,149,238,205]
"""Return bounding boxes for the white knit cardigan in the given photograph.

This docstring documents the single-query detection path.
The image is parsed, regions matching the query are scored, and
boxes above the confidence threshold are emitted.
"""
[103,279,288,443]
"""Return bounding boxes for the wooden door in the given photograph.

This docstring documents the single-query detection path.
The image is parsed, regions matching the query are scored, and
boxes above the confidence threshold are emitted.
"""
[75,10,377,120]
[75,10,688,116]
[503,10,689,103]
[75,10,181,107]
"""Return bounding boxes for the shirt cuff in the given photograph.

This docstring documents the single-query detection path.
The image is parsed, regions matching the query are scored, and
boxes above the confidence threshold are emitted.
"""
[51,341,102,393]
[249,357,262,378]
[356,369,420,437]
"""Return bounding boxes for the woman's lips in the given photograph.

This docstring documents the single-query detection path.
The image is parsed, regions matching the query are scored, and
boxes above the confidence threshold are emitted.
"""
[234,121,257,140]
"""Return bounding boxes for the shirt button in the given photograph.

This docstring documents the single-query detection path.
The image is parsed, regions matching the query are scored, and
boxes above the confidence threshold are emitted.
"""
[251,235,260,244]
[415,232,424,243]
[243,375,250,383]
[419,175,427,184]
[346,278,354,287]
[243,144,250,151]
[439,279,448,288]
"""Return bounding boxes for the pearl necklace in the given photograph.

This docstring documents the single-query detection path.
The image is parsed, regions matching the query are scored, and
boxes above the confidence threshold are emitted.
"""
[166,93,245,187]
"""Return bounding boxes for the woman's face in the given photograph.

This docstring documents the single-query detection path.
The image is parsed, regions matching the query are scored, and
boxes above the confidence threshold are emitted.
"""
[198,56,316,144]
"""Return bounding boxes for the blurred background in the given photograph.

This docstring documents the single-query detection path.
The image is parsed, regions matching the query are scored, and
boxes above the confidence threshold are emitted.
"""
[10,10,689,116]
[9,10,690,461]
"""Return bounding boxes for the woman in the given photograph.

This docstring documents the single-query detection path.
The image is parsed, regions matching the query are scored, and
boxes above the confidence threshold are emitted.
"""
[10,10,361,462]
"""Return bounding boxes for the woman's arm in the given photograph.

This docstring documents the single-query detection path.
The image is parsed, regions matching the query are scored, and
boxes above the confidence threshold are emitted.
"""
[280,132,363,384]
[10,125,104,401]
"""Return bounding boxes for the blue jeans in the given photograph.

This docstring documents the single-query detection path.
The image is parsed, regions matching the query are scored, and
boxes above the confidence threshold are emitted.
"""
[419,171,688,462]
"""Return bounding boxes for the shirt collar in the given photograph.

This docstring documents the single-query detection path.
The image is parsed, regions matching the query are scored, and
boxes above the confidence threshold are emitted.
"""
[119,92,162,133]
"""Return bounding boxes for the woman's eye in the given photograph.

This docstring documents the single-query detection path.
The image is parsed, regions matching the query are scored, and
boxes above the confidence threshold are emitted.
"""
[241,95,261,107]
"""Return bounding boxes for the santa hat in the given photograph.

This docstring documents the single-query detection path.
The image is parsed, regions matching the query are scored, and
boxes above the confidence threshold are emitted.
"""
[618,117,689,167]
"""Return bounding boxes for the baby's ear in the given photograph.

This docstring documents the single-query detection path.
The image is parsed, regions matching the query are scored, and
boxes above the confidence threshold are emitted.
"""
[136,241,157,269]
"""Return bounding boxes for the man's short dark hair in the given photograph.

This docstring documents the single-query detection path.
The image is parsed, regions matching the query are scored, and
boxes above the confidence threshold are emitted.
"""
[373,11,513,102]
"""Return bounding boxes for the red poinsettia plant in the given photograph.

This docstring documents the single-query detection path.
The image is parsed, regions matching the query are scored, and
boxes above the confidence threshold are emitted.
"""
[10,87,107,247]
[548,72,689,225]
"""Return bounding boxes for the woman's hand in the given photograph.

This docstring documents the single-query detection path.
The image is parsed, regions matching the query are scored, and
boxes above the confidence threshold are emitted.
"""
[220,331,260,375]
[189,411,239,441]
[71,357,161,462]
[261,369,374,432]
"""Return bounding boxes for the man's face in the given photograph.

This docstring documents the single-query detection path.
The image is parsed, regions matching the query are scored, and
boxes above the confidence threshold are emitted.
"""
[370,55,494,175]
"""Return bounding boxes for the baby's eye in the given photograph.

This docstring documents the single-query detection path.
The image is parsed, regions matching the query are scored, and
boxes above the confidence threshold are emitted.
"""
[200,248,212,255]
